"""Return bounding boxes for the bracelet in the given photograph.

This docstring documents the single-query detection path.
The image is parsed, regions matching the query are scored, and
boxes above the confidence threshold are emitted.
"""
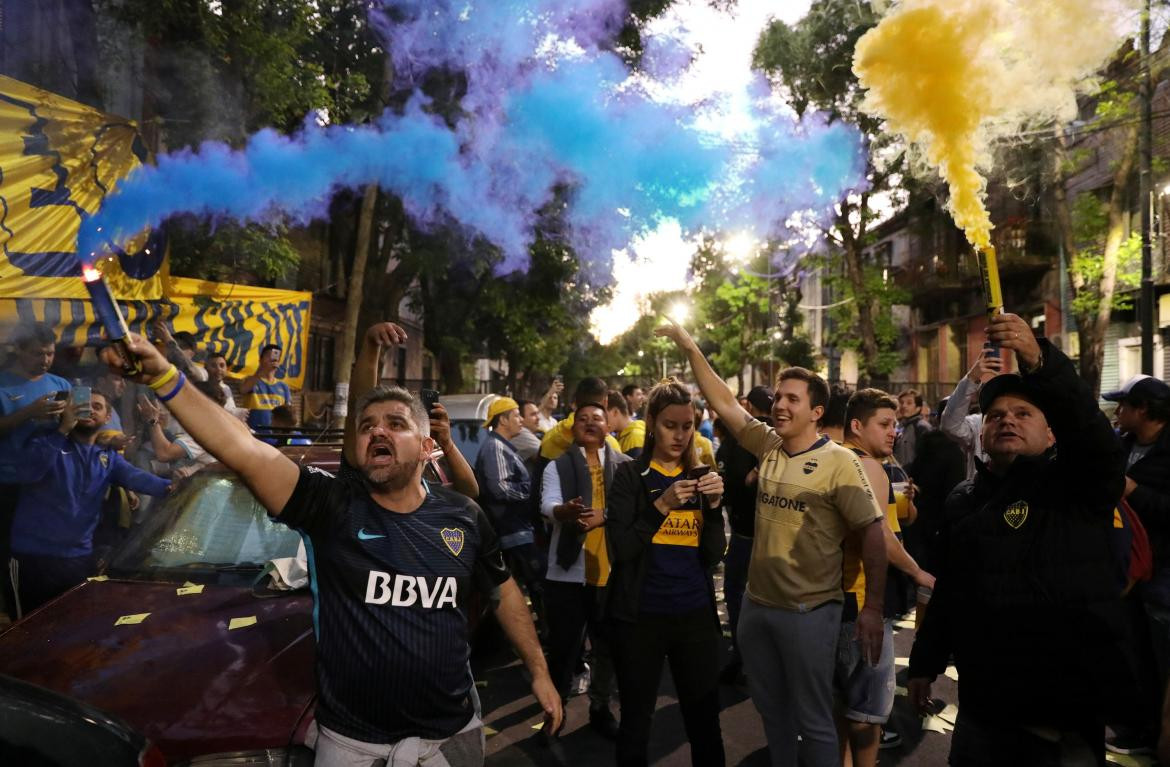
[148,365,179,391]
[157,372,187,403]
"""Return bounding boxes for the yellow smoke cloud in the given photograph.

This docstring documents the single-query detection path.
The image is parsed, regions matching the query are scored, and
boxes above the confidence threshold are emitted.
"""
[853,0,1138,250]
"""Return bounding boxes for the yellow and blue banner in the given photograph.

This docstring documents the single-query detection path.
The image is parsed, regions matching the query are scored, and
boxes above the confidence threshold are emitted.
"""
[0,74,165,299]
[0,276,312,389]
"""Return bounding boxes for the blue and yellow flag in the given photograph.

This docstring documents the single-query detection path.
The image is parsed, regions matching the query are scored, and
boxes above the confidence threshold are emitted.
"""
[0,276,312,390]
[0,74,165,299]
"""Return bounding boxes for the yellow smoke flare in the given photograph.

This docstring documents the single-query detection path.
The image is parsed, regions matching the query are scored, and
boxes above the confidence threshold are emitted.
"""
[853,0,1137,253]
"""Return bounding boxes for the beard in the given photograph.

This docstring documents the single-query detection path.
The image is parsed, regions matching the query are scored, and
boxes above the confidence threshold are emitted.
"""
[361,447,420,493]
[72,421,100,438]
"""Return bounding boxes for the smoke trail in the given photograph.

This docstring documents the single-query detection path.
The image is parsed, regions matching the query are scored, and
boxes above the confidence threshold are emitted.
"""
[853,0,1138,250]
[82,0,867,275]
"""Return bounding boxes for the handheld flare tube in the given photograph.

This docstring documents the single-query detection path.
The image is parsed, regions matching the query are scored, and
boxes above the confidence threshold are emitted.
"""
[82,265,142,376]
[977,246,1004,353]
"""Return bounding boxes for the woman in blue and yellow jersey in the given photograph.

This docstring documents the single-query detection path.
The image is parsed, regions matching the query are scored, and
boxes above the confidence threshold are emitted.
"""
[605,379,727,767]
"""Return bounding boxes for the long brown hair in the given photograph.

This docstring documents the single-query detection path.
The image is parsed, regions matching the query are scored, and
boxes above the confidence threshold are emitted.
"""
[642,378,697,471]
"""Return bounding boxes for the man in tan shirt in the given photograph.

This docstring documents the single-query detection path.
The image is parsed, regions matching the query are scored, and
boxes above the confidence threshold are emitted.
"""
[658,321,887,767]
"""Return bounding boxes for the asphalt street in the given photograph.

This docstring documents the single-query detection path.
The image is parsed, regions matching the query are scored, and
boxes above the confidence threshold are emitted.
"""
[474,566,961,766]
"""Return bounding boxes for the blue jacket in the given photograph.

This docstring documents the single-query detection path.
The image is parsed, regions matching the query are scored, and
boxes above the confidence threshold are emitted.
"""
[11,431,170,557]
[472,430,532,549]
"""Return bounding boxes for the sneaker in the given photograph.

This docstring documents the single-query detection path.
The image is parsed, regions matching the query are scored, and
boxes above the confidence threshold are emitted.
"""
[569,663,591,697]
[879,727,902,750]
[589,705,620,740]
[1105,734,1154,755]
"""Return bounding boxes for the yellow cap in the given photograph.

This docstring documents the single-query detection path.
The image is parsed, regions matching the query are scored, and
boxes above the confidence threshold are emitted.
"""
[484,397,519,427]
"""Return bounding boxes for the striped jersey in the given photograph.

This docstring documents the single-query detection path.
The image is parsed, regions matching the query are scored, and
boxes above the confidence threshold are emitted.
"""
[244,377,291,429]
[278,467,510,743]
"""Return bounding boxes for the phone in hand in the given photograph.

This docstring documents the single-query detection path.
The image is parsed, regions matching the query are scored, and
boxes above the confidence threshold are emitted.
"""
[421,389,440,412]
[53,390,70,402]
[982,340,1000,359]
[688,464,711,481]
[72,385,92,419]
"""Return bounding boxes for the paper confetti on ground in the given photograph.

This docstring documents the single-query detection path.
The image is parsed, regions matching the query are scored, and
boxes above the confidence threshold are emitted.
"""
[176,584,205,596]
[922,715,954,734]
[228,616,257,630]
[115,613,150,626]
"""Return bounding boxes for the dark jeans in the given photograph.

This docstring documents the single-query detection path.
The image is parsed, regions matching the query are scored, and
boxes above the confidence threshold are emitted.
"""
[503,543,546,633]
[8,552,95,617]
[543,579,615,707]
[611,607,725,767]
[950,712,1104,766]
[723,533,752,663]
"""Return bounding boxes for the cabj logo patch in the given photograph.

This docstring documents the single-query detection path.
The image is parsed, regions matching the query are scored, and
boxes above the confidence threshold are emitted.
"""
[1004,501,1029,529]
[441,528,465,557]
[802,459,818,475]
[99,452,109,469]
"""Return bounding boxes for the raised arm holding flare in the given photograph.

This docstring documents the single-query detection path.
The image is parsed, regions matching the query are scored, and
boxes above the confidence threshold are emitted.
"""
[99,333,561,754]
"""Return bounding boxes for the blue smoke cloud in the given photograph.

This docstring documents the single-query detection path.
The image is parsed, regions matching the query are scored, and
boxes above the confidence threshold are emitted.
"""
[79,0,866,277]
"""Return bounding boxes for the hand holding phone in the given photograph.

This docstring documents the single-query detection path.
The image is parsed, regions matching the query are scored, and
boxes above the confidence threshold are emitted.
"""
[421,389,440,412]
[72,385,92,420]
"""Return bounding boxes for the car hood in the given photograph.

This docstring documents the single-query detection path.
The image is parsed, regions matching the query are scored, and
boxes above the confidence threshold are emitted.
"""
[0,578,316,762]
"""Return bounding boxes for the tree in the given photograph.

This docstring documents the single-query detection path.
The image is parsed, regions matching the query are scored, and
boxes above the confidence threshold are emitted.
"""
[755,3,894,377]
[1049,67,1147,395]
[753,0,906,380]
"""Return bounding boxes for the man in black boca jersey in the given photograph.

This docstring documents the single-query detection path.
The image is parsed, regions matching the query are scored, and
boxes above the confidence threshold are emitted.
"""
[99,334,561,767]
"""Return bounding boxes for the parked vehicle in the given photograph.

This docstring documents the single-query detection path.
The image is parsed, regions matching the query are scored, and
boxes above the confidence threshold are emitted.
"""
[0,674,166,766]
[0,443,458,765]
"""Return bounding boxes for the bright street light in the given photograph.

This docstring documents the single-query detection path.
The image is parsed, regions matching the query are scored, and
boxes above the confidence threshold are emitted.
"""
[723,232,758,263]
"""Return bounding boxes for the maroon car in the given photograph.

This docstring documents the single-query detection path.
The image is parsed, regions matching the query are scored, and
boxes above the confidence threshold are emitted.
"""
[0,445,455,766]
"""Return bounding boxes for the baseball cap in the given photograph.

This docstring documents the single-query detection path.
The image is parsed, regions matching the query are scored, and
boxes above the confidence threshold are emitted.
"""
[978,373,1050,419]
[1102,375,1170,403]
[483,396,519,427]
[746,385,774,414]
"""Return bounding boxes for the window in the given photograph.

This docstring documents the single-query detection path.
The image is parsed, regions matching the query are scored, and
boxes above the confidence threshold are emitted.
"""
[396,346,408,386]
[307,332,335,391]
[1118,336,1164,383]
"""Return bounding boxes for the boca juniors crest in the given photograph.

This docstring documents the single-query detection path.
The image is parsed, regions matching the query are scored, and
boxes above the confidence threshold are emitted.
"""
[1003,500,1029,529]
[441,528,465,557]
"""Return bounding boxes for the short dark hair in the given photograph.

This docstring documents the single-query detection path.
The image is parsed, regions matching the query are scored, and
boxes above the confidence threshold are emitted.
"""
[355,385,430,437]
[621,383,642,398]
[899,388,924,408]
[776,367,829,411]
[820,384,852,429]
[174,331,198,351]
[193,379,227,406]
[573,377,608,409]
[271,405,296,426]
[260,344,282,357]
[205,351,227,364]
[845,388,899,438]
[11,322,56,350]
[1129,393,1170,423]
[606,389,629,415]
[516,398,537,414]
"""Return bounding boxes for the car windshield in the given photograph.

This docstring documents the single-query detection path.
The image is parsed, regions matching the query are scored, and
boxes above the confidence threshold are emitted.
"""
[108,471,302,579]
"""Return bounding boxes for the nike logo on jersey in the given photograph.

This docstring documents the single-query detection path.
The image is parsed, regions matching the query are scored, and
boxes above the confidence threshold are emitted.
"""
[357,528,386,540]
[365,571,458,608]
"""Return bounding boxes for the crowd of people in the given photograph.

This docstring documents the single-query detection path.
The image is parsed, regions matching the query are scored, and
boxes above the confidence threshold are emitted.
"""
[1,311,1169,767]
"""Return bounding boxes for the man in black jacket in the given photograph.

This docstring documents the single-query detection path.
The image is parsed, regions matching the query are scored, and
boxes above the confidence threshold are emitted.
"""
[1105,374,1170,755]
[907,312,1127,765]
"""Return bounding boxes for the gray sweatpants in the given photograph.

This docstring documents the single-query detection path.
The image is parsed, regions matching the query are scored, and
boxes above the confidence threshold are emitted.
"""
[738,597,842,767]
